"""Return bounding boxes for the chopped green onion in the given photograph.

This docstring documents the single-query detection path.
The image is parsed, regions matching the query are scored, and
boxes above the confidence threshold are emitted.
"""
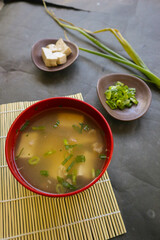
[20,120,29,131]
[44,150,56,156]
[64,139,68,145]
[95,169,101,177]
[91,168,95,178]
[32,126,45,130]
[57,176,76,190]
[99,154,107,160]
[66,161,76,172]
[105,81,138,110]
[72,124,82,133]
[75,155,86,163]
[63,139,77,150]
[72,174,77,185]
[62,154,73,165]
[53,120,60,128]
[72,122,90,133]
[28,156,40,165]
[72,169,77,185]
[40,170,49,176]
[15,148,24,160]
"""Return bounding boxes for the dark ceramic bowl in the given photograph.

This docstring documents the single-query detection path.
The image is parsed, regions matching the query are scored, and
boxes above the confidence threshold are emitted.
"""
[97,73,152,121]
[31,39,79,72]
[5,97,113,197]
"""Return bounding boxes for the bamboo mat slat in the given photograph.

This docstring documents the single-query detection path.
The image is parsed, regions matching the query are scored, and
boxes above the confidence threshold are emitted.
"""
[0,93,126,240]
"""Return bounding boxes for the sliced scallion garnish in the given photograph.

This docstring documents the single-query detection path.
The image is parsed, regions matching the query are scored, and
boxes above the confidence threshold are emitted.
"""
[62,154,73,165]
[66,160,76,172]
[95,169,101,177]
[44,150,56,156]
[15,148,24,160]
[57,176,76,190]
[75,155,86,163]
[99,154,107,160]
[40,170,49,176]
[28,156,40,165]
[53,120,60,128]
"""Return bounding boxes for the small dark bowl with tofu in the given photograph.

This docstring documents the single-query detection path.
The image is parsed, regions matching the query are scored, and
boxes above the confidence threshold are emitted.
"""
[31,38,79,72]
[5,97,113,197]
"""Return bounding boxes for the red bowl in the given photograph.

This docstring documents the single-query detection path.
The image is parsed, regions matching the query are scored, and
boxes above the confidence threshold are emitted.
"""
[5,97,113,197]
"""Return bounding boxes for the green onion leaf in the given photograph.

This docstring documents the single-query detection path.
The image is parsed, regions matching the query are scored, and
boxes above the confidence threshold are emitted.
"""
[40,170,49,176]
[99,154,107,160]
[75,155,86,163]
[72,122,89,133]
[44,150,56,156]
[95,169,101,177]
[62,154,73,165]
[66,161,76,172]
[53,120,60,128]
[28,156,40,165]
[63,139,77,150]
[15,148,24,160]
[57,176,76,190]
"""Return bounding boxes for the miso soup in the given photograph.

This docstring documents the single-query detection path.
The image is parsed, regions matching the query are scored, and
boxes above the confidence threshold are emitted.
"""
[15,108,107,194]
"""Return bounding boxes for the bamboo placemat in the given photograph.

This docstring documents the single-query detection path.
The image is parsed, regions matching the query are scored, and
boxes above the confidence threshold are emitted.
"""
[0,93,126,240]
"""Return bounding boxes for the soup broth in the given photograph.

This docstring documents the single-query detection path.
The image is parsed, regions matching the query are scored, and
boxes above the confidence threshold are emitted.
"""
[15,107,107,194]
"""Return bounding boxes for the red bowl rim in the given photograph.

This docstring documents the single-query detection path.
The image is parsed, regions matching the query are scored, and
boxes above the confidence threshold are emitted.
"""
[5,97,114,197]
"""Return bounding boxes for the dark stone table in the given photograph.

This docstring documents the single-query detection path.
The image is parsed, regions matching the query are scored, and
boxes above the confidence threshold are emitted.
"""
[0,1,160,239]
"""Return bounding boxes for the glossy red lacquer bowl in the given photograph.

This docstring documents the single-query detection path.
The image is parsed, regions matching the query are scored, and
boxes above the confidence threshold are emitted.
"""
[5,97,113,197]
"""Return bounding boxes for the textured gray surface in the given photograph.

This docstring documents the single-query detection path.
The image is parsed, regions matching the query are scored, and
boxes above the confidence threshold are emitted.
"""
[0,1,160,239]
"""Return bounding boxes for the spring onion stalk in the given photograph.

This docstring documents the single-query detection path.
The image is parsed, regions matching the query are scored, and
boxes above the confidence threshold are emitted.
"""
[79,47,160,86]
[93,28,148,69]
[42,0,160,88]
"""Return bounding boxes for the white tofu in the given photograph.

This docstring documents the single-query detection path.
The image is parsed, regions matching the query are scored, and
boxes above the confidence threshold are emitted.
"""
[92,142,103,153]
[55,38,72,56]
[57,113,84,128]
[52,52,67,65]
[41,47,58,67]
[16,132,38,159]
[46,44,62,53]
[76,151,96,178]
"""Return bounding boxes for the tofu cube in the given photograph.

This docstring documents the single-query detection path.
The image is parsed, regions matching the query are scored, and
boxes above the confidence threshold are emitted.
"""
[41,47,58,67]
[56,38,72,56]
[46,44,62,53]
[16,132,38,159]
[57,112,84,128]
[76,151,96,178]
[52,52,67,65]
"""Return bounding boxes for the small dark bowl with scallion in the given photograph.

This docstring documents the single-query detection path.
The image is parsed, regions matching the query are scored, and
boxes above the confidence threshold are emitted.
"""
[97,73,152,121]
